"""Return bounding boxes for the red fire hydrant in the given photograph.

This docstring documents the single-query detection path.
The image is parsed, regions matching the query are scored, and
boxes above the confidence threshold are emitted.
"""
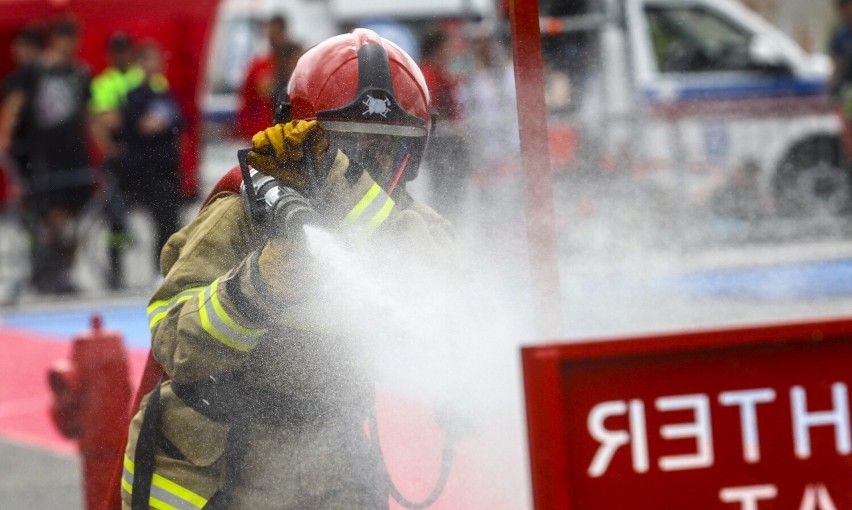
[48,315,132,510]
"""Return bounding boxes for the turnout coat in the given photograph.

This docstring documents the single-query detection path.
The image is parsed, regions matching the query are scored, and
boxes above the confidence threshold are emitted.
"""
[121,150,453,510]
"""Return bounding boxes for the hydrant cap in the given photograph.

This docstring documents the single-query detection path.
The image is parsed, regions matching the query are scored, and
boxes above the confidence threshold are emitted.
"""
[91,314,102,332]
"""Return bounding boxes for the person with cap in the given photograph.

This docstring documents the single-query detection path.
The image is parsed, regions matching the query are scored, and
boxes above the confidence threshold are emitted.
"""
[120,28,454,510]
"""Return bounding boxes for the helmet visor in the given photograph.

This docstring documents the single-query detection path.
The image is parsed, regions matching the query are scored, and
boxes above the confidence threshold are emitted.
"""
[325,130,424,193]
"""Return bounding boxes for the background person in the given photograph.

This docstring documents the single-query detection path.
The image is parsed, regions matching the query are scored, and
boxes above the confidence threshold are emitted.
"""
[89,31,143,162]
[3,16,94,294]
[236,14,303,138]
[0,23,46,180]
[117,40,184,275]
[89,31,146,290]
[461,29,523,243]
[418,26,470,220]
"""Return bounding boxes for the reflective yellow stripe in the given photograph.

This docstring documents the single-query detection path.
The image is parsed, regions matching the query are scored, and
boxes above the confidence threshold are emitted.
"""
[149,498,181,510]
[198,280,261,351]
[122,455,207,510]
[198,290,245,351]
[121,472,133,494]
[343,183,382,226]
[341,183,395,237]
[366,197,395,234]
[148,287,206,329]
[209,279,264,338]
[151,474,208,509]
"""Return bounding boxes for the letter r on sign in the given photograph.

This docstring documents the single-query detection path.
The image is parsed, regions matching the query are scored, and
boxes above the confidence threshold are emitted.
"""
[586,399,649,477]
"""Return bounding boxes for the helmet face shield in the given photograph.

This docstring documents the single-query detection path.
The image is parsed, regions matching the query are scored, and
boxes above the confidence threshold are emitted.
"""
[325,128,425,193]
[284,28,433,190]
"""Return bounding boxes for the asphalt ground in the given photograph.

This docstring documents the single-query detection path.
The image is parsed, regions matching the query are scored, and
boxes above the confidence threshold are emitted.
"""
[0,439,82,510]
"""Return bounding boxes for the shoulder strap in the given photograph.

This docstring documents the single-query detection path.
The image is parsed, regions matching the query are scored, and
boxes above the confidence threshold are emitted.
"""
[131,376,164,510]
[201,422,250,510]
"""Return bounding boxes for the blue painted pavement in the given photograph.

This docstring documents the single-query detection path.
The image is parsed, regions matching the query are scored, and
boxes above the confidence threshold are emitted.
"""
[1,302,151,349]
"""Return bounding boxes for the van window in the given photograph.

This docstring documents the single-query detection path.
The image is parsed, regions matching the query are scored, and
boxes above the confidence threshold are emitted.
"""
[207,17,266,95]
[645,6,753,74]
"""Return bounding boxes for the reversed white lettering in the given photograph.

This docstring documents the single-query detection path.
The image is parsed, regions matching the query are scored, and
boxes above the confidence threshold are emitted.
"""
[719,485,777,510]
[587,399,648,477]
[791,383,851,459]
[799,484,838,510]
[656,394,713,471]
[719,388,776,463]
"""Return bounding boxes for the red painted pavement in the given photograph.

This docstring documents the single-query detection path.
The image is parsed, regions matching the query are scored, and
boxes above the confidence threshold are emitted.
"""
[0,327,148,455]
[2,327,514,509]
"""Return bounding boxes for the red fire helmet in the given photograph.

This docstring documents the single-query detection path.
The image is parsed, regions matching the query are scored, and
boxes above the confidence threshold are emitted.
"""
[284,28,431,135]
[276,28,434,187]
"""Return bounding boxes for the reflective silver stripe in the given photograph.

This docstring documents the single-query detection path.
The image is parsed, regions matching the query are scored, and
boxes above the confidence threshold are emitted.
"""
[342,183,395,236]
[147,287,206,330]
[199,278,264,352]
[320,120,425,137]
[122,456,207,510]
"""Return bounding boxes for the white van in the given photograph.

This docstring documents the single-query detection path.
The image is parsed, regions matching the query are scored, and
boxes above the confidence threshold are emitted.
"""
[201,0,338,129]
[203,0,842,217]
[543,0,844,217]
[201,0,493,132]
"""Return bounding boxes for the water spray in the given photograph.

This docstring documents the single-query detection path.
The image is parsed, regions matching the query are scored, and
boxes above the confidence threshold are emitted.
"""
[238,146,457,509]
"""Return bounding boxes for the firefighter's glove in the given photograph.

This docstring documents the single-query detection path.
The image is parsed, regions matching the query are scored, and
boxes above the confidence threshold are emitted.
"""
[257,237,315,303]
[247,120,330,191]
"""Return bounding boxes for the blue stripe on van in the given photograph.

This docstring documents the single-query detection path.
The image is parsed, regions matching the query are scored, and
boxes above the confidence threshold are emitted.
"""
[672,258,852,300]
[642,76,827,102]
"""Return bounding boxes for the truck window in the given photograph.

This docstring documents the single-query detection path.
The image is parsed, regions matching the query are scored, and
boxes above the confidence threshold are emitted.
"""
[645,6,753,74]
[207,17,266,95]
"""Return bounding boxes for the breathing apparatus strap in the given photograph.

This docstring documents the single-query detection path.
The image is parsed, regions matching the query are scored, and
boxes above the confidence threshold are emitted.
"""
[200,423,250,510]
[129,376,252,510]
[131,375,164,510]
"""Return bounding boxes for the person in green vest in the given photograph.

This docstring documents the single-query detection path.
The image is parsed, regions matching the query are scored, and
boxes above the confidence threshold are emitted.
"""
[116,41,184,278]
[90,32,144,157]
[90,32,145,290]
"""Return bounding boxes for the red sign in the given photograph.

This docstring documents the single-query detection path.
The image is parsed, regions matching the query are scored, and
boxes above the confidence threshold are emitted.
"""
[522,318,852,509]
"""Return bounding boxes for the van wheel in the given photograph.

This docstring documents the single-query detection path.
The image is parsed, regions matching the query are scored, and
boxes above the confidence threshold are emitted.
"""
[774,138,851,217]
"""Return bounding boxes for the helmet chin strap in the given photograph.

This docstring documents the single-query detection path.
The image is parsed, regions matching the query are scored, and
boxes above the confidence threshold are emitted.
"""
[384,141,410,194]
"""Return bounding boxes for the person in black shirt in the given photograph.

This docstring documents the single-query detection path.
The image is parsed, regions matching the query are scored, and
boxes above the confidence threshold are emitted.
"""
[3,16,94,294]
[118,40,183,272]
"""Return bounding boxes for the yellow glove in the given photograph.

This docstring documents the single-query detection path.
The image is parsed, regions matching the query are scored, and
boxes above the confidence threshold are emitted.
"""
[256,237,316,302]
[247,120,330,191]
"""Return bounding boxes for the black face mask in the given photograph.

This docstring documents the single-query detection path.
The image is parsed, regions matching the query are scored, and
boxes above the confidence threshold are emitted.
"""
[327,131,419,193]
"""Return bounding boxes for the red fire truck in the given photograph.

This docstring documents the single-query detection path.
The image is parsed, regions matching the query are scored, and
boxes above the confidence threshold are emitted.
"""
[0,0,220,198]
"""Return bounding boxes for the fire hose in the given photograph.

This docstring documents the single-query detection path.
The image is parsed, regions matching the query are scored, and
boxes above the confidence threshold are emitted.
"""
[369,408,458,510]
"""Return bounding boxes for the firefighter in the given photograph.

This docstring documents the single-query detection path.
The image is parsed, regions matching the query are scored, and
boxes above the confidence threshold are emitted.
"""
[121,29,453,510]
